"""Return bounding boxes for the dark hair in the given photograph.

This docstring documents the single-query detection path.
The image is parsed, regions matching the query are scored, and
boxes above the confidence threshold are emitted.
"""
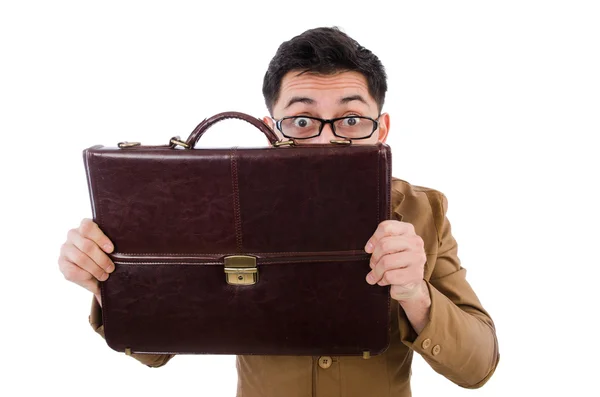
[262,27,387,116]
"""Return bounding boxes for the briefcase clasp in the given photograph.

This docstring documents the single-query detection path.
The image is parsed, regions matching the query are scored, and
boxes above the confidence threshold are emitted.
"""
[224,255,259,285]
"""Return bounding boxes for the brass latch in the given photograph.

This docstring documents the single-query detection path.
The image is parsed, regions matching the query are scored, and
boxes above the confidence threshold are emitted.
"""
[330,139,352,145]
[224,255,258,285]
[117,141,141,148]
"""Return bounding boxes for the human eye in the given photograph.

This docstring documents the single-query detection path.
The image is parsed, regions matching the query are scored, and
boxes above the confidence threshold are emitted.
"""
[341,116,363,127]
[280,116,319,138]
[292,116,314,128]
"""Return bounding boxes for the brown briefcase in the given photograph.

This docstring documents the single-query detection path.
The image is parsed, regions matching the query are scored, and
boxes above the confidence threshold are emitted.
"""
[83,111,392,357]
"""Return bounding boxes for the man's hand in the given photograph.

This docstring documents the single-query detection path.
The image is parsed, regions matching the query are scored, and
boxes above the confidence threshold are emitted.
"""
[58,218,115,307]
[365,220,431,333]
[364,220,427,301]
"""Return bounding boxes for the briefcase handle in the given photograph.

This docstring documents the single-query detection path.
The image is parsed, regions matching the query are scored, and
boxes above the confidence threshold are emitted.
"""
[176,111,292,149]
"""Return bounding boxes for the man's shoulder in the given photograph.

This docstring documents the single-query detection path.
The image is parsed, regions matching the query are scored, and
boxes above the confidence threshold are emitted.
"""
[391,176,447,206]
[390,177,449,245]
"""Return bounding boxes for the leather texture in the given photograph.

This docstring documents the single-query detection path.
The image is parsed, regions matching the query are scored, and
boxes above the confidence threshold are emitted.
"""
[82,112,392,356]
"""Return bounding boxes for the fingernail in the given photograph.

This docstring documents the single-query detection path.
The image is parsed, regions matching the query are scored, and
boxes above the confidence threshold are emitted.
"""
[366,273,374,284]
[107,264,115,273]
[103,244,113,253]
[365,241,373,252]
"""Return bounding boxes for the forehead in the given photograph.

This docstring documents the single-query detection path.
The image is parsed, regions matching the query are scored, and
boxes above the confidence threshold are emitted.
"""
[278,70,374,105]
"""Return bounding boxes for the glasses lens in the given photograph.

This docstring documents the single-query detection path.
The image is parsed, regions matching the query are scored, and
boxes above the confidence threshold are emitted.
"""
[280,117,320,138]
[334,117,376,139]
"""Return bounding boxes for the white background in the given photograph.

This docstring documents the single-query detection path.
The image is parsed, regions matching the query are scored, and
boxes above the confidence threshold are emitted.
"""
[1,1,598,396]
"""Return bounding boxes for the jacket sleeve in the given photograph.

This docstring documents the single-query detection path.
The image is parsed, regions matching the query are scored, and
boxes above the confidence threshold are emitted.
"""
[397,191,500,388]
[88,295,175,368]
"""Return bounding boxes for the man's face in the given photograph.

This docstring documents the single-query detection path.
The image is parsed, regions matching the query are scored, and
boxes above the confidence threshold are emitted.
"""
[263,70,390,145]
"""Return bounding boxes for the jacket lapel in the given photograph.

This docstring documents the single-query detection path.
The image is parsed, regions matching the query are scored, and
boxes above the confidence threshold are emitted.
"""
[391,189,405,222]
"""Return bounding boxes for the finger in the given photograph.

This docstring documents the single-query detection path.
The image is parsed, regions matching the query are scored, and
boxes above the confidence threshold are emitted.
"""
[59,255,92,282]
[376,267,422,287]
[376,268,408,287]
[79,218,114,254]
[365,221,415,253]
[80,278,102,296]
[68,228,115,274]
[366,252,411,285]
[94,293,103,308]
[58,257,101,295]
[63,243,109,282]
[369,235,412,269]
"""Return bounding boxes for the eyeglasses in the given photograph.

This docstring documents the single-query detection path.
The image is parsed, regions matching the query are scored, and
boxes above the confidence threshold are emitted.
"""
[274,115,380,140]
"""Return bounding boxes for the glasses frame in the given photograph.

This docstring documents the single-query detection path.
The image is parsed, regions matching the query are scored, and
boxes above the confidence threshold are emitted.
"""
[274,115,380,140]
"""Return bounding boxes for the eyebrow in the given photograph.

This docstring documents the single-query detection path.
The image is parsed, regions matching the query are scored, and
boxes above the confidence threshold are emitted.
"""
[284,95,369,109]
[284,97,315,108]
[339,95,368,105]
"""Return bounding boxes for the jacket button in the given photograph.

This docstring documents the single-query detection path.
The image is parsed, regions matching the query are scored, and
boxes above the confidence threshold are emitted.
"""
[432,345,441,356]
[318,356,332,369]
[421,338,432,349]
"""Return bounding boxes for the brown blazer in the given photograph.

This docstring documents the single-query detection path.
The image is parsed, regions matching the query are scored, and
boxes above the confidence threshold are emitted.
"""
[88,177,500,397]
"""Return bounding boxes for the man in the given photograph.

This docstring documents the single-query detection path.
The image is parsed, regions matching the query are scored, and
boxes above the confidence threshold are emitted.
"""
[58,27,499,396]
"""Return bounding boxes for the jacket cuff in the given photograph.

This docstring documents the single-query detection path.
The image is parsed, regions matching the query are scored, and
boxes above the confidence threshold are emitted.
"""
[398,280,438,357]
[398,280,499,388]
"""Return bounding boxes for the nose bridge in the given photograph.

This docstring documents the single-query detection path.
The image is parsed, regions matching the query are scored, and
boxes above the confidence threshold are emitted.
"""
[315,120,335,142]
[323,120,336,133]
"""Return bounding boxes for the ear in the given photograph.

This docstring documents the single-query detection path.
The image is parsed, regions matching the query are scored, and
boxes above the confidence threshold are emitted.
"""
[262,116,284,142]
[376,113,390,143]
[262,116,274,130]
